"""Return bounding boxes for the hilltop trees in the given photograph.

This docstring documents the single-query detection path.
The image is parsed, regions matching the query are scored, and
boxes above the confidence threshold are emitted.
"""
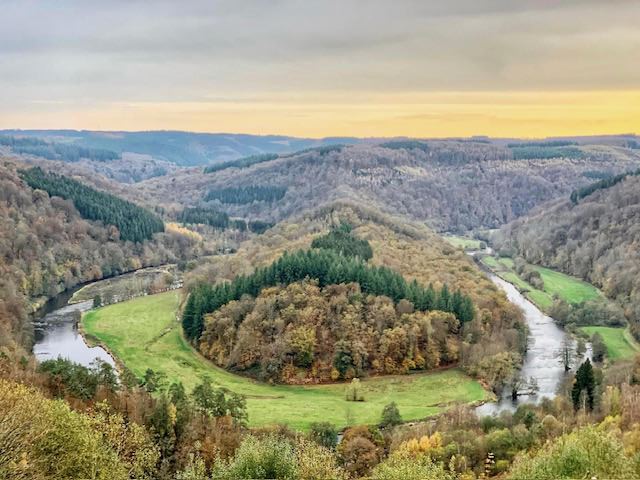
[20,167,164,242]
[182,248,474,343]
[197,280,464,383]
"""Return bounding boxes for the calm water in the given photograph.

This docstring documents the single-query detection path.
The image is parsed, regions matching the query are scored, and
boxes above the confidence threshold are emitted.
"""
[32,294,116,369]
[476,274,576,415]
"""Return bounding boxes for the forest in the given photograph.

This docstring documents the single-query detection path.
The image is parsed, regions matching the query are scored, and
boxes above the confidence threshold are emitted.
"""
[183,246,475,343]
[203,153,279,174]
[205,185,288,204]
[199,279,465,383]
[20,166,165,242]
[177,206,273,234]
[129,140,640,232]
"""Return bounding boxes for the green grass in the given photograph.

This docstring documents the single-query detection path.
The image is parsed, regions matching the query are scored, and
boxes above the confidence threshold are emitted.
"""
[481,256,600,312]
[580,326,640,361]
[83,291,488,430]
[534,266,600,304]
[444,235,482,250]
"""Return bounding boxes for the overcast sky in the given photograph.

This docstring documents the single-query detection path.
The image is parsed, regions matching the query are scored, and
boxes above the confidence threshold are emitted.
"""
[1,0,639,137]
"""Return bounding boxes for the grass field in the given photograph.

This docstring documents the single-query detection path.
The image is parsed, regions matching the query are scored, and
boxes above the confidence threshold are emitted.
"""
[444,235,482,250]
[580,326,640,361]
[480,256,599,312]
[83,291,488,430]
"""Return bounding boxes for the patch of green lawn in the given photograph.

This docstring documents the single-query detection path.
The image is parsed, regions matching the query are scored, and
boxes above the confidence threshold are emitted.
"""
[481,256,500,268]
[580,326,640,361]
[534,266,600,304]
[83,291,488,430]
[444,236,482,250]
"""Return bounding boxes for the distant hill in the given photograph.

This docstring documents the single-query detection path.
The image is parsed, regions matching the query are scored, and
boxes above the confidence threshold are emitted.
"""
[493,174,640,339]
[130,139,640,232]
[0,130,360,166]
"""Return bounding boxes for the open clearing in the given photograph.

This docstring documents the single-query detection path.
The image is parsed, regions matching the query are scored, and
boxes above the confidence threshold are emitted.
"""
[580,326,640,361]
[83,290,488,430]
[481,256,600,311]
[444,235,482,250]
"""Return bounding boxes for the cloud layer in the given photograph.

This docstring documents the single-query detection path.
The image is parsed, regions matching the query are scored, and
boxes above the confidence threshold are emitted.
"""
[1,1,639,136]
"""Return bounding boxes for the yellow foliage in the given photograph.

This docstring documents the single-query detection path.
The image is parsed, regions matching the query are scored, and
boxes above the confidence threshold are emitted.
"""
[167,222,203,241]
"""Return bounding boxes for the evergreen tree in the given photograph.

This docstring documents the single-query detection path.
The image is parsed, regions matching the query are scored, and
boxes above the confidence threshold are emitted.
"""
[572,359,595,411]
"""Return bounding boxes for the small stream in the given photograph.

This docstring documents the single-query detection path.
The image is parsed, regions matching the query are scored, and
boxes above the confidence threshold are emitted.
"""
[32,287,116,369]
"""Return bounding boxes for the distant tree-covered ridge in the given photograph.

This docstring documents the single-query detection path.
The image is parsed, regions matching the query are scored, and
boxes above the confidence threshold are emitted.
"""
[0,135,119,162]
[509,145,584,160]
[19,167,164,242]
[182,247,474,342]
[203,153,279,174]
[311,223,373,260]
[177,206,273,233]
[205,185,287,204]
[570,168,640,204]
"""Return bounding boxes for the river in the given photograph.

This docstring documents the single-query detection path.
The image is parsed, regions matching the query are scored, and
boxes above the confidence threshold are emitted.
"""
[32,286,116,369]
[476,273,571,415]
[32,258,581,415]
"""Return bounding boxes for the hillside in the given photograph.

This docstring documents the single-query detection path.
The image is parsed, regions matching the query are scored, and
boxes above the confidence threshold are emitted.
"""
[0,158,206,348]
[184,201,525,389]
[130,140,640,232]
[494,174,640,339]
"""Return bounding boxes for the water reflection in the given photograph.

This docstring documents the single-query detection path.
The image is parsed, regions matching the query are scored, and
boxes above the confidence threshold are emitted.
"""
[32,299,116,369]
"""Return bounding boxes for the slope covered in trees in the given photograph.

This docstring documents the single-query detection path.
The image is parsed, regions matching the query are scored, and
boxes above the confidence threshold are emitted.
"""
[0,159,205,348]
[20,167,164,242]
[494,174,640,339]
[131,140,640,232]
[183,247,474,343]
[184,202,524,389]
[199,280,465,383]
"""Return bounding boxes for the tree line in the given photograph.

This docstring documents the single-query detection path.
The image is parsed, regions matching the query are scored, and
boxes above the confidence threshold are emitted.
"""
[203,153,279,174]
[0,135,119,162]
[204,185,287,204]
[310,223,373,260]
[183,247,475,342]
[20,167,164,242]
[177,206,273,234]
[570,168,640,204]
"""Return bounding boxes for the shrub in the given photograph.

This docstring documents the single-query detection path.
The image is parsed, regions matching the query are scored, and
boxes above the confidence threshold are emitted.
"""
[380,402,403,428]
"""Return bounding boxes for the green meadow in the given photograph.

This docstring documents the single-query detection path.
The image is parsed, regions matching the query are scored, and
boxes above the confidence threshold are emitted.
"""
[83,290,488,430]
[480,255,600,312]
[444,235,483,250]
[581,326,640,361]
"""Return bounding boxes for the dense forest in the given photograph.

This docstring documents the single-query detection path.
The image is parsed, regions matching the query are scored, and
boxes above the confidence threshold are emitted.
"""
[199,280,465,383]
[177,206,273,234]
[205,185,288,204]
[494,174,640,339]
[130,140,640,232]
[184,203,524,390]
[183,246,475,344]
[203,153,279,174]
[20,167,165,242]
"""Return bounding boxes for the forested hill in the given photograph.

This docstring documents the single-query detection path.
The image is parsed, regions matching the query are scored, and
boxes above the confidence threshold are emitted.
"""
[20,167,164,243]
[0,159,205,349]
[184,202,525,389]
[130,140,640,232]
[494,174,640,339]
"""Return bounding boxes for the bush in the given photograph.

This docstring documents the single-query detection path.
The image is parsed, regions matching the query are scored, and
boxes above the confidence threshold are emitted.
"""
[507,426,636,479]
[370,451,457,480]
[309,422,338,449]
[380,402,403,428]
[210,434,297,480]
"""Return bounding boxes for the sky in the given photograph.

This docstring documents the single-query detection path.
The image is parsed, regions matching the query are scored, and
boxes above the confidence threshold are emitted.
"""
[1,0,639,138]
